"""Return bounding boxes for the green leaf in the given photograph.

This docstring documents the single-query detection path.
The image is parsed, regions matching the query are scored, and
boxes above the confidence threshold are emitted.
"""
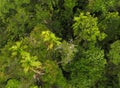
[31,61,41,67]
[24,66,30,73]
[108,40,120,65]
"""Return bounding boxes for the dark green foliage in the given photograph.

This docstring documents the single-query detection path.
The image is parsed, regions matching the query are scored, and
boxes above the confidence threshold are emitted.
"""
[0,0,120,88]
[66,46,106,88]
[99,12,120,43]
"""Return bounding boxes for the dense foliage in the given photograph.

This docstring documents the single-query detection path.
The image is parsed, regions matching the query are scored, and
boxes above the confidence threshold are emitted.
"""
[0,0,120,88]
